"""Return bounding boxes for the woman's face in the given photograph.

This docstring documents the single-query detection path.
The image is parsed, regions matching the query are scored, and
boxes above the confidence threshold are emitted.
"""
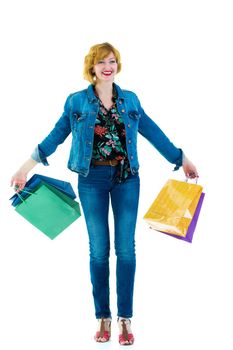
[93,52,118,83]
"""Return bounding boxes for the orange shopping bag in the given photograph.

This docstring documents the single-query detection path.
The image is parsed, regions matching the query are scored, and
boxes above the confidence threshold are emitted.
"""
[143,179,203,237]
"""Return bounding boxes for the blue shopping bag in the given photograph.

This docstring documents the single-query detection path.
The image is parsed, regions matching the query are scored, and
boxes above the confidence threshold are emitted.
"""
[10,174,76,207]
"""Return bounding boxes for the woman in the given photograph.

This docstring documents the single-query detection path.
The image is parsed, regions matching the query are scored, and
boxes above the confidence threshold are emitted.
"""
[11,42,198,345]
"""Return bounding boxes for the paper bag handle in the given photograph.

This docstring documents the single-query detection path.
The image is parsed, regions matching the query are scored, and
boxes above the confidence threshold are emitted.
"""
[14,187,36,204]
[185,177,198,184]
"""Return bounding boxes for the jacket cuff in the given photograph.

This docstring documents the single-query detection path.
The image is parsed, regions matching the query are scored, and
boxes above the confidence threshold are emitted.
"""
[173,148,183,171]
[31,145,49,166]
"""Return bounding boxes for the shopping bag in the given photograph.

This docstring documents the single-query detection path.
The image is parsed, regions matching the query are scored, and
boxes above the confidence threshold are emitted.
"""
[161,192,205,242]
[143,179,203,237]
[10,177,81,239]
[10,174,77,207]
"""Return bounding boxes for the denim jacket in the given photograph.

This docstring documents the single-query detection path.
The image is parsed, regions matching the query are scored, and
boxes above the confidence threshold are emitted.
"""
[31,83,183,176]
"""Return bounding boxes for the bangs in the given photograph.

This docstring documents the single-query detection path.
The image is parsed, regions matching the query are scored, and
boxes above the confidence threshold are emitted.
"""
[93,45,116,64]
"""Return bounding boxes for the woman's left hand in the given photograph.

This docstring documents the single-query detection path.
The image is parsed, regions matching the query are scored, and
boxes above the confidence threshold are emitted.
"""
[182,155,199,179]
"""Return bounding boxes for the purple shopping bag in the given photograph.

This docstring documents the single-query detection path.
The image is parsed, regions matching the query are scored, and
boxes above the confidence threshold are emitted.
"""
[160,192,205,243]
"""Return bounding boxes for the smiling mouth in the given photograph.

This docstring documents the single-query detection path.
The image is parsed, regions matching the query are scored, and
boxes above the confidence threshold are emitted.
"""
[102,71,112,76]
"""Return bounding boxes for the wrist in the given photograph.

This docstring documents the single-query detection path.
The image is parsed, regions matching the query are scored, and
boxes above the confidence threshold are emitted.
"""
[182,152,187,164]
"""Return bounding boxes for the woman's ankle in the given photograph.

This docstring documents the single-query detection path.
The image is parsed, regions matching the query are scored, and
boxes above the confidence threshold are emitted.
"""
[118,317,134,345]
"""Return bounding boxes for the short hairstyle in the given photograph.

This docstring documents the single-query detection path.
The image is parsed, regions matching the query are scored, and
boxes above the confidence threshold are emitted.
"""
[83,42,122,84]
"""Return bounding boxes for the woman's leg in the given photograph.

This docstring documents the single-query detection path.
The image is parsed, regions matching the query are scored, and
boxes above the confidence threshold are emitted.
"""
[110,173,140,318]
[78,167,112,319]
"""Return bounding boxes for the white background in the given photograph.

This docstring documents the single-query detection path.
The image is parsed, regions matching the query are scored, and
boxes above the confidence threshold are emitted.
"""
[1,0,233,349]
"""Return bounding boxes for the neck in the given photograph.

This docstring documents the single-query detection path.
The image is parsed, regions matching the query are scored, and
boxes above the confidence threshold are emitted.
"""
[94,81,114,98]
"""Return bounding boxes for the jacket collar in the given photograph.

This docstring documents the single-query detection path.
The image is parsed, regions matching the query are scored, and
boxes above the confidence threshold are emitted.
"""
[87,83,126,103]
[113,83,125,101]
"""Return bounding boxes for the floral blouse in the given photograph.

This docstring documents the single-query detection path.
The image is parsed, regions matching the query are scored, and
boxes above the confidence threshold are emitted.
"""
[92,96,130,182]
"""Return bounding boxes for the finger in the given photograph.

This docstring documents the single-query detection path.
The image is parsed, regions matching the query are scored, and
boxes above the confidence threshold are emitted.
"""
[14,183,26,192]
[187,172,199,179]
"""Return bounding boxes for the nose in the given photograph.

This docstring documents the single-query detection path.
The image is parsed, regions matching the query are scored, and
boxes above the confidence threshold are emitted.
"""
[103,63,111,70]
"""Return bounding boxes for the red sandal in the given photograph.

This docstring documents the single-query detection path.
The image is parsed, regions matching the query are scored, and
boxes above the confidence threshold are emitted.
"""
[94,317,111,343]
[118,318,135,345]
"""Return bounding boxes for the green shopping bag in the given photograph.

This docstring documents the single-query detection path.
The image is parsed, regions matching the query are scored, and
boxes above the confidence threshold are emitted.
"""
[15,182,81,239]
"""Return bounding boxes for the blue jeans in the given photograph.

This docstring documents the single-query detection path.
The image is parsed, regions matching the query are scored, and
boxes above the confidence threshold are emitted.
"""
[78,165,140,319]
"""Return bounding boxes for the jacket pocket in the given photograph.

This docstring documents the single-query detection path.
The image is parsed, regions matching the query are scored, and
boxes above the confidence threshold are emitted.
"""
[72,112,88,132]
[128,111,141,120]
[73,112,88,121]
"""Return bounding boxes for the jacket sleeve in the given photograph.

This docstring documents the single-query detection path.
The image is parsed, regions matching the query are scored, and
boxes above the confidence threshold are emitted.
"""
[31,95,72,165]
[135,95,183,170]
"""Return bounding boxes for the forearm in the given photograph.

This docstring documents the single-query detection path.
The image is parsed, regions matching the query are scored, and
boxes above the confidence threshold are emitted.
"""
[138,113,182,165]
[18,158,38,174]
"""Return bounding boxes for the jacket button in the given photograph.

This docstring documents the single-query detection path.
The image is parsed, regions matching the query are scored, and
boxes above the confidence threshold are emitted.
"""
[121,109,125,113]
[127,124,131,128]
[128,139,132,144]
[130,155,133,160]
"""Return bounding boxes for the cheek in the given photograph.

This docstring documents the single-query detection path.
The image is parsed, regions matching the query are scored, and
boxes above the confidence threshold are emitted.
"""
[94,67,101,75]
[93,65,99,74]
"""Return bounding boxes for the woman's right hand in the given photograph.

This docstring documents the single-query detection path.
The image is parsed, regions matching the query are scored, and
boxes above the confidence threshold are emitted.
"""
[10,170,27,192]
[10,158,38,192]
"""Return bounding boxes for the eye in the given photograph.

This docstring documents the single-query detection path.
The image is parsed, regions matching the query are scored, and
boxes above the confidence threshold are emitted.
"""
[97,60,104,64]
[110,59,116,64]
